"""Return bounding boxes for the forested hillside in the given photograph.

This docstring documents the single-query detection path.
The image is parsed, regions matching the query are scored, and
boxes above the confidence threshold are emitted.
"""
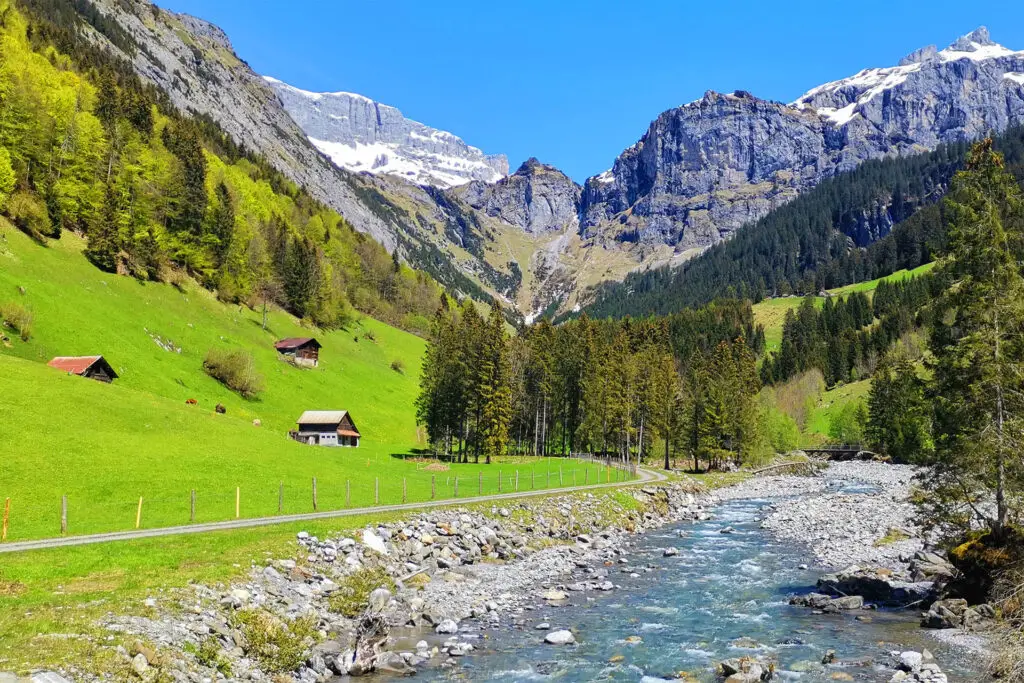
[581,127,1024,319]
[0,0,444,334]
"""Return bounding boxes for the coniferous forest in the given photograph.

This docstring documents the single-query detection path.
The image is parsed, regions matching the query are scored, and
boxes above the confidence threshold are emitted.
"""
[582,126,1024,320]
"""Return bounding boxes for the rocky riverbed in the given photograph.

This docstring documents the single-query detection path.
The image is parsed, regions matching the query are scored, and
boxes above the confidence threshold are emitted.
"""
[5,461,998,682]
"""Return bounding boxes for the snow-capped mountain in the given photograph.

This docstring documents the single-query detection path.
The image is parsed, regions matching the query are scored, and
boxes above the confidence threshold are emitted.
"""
[264,77,508,188]
[581,27,1024,250]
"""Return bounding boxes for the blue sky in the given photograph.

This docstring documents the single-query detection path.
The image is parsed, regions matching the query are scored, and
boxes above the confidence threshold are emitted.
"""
[160,0,1024,182]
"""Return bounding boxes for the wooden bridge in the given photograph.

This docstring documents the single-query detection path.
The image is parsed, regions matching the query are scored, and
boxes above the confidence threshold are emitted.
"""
[801,444,876,460]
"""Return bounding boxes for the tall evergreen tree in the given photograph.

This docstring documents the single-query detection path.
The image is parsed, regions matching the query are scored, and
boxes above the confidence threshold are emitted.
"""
[927,139,1024,539]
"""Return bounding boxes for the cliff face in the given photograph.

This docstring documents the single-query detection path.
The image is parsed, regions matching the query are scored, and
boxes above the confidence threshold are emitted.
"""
[455,158,581,234]
[580,28,1024,252]
[264,78,507,188]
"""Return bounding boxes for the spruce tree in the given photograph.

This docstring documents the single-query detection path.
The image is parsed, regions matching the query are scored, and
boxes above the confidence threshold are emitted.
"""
[927,139,1024,539]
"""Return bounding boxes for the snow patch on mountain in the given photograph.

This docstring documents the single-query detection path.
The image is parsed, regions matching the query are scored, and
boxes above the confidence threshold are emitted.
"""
[793,27,1024,126]
[265,76,508,188]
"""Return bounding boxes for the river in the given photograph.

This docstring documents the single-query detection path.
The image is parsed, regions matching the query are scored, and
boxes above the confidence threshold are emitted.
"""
[399,487,985,682]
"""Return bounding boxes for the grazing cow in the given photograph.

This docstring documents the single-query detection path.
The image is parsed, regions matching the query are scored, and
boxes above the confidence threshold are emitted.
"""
[252,418,262,427]
[215,403,226,414]
[185,398,198,406]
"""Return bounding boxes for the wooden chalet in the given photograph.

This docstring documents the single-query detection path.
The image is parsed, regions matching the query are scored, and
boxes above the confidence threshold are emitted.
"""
[274,337,321,367]
[290,410,361,448]
[47,355,118,383]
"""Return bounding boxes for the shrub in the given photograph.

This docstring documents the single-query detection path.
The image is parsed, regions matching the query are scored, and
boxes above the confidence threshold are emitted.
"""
[327,567,396,618]
[230,609,317,674]
[183,636,232,676]
[390,359,405,374]
[0,301,32,341]
[203,348,265,398]
[828,400,868,444]
[6,190,55,238]
[758,394,801,453]
[0,147,15,211]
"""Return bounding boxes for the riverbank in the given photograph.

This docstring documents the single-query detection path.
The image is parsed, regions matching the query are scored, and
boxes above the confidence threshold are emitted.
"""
[1,461,995,682]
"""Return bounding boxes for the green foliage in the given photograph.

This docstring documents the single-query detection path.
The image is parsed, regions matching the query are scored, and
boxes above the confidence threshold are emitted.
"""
[0,300,32,340]
[866,352,931,461]
[828,400,868,444]
[0,146,14,210]
[926,138,1024,539]
[327,567,396,618]
[202,348,264,398]
[183,637,232,676]
[758,396,801,453]
[6,191,54,238]
[390,359,405,374]
[230,609,317,674]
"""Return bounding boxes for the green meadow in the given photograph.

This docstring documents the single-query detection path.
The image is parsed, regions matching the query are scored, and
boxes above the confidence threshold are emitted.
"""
[0,224,616,541]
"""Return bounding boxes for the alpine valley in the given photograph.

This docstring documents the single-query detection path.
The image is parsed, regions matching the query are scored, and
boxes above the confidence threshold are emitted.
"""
[35,2,1024,318]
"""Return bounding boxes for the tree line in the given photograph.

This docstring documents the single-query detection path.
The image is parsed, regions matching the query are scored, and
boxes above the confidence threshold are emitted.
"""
[0,0,445,335]
[417,299,777,469]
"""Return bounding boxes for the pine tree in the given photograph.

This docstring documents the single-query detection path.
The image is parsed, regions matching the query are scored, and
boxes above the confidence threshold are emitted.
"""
[478,305,512,463]
[927,139,1024,539]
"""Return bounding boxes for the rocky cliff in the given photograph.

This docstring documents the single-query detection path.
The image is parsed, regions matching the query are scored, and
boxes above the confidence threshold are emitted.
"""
[455,158,581,234]
[265,78,508,188]
[580,28,1024,253]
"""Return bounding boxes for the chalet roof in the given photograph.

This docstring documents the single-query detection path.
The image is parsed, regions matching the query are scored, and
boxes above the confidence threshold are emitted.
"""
[274,337,321,351]
[296,410,349,425]
[47,355,118,378]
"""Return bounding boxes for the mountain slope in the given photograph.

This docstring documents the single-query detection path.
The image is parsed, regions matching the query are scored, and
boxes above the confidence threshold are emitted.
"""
[265,77,508,188]
[578,27,1024,259]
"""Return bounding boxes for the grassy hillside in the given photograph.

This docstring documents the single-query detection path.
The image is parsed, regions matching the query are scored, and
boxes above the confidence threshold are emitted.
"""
[0,224,615,541]
[753,262,935,352]
[802,379,872,444]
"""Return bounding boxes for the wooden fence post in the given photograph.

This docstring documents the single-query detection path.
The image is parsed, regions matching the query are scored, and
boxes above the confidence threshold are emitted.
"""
[2,497,9,541]
[431,475,436,500]
[515,470,519,492]
[585,469,589,485]
[454,477,459,498]
[559,467,563,487]
[531,470,535,489]
[190,490,196,523]
[402,478,407,504]
[312,477,318,512]
[278,483,283,514]
[61,495,67,535]
[135,497,143,529]
[478,472,482,495]
[375,477,379,505]
[235,487,240,519]
[546,470,550,488]
[346,480,351,508]
[498,470,502,493]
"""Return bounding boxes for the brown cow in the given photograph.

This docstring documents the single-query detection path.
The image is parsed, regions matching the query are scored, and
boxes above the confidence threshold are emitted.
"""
[215,403,226,414]
[185,398,198,406]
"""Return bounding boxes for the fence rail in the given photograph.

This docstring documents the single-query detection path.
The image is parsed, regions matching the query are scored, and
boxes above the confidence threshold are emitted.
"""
[0,456,637,544]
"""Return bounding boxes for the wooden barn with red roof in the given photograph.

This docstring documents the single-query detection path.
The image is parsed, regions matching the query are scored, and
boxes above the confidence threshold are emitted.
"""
[47,356,118,383]
[274,337,321,367]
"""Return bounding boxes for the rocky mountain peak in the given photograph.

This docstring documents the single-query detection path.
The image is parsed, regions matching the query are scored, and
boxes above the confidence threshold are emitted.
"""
[950,26,995,50]
[513,157,564,177]
[455,159,581,235]
[265,77,508,189]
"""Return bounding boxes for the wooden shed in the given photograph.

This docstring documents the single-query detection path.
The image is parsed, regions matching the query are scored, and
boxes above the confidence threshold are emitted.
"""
[274,337,321,367]
[290,410,361,448]
[47,355,118,383]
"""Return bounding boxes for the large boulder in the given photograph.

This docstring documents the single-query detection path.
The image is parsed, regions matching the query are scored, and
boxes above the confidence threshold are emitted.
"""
[817,567,934,606]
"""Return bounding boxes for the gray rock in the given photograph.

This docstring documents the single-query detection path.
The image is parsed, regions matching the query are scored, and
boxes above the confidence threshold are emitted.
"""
[899,651,923,672]
[131,653,149,676]
[435,619,460,634]
[544,629,576,645]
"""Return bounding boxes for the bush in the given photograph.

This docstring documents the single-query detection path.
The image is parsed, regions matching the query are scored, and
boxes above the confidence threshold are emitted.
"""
[0,147,15,211]
[230,609,317,674]
[758,397,801,453]
[6,190,55,239]
[0,301,32,341]
[828,400,868,444]
[390,359,405,374]
[327,567,396,618]
[203,348,265,398]
[183,636,232,676]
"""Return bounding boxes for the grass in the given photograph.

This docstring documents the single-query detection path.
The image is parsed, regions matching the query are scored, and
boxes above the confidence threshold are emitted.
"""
[802,378,872,444]
[0,224,621,542]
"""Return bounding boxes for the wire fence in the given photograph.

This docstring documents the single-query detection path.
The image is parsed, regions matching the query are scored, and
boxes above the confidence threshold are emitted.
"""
[0,455,638,543]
